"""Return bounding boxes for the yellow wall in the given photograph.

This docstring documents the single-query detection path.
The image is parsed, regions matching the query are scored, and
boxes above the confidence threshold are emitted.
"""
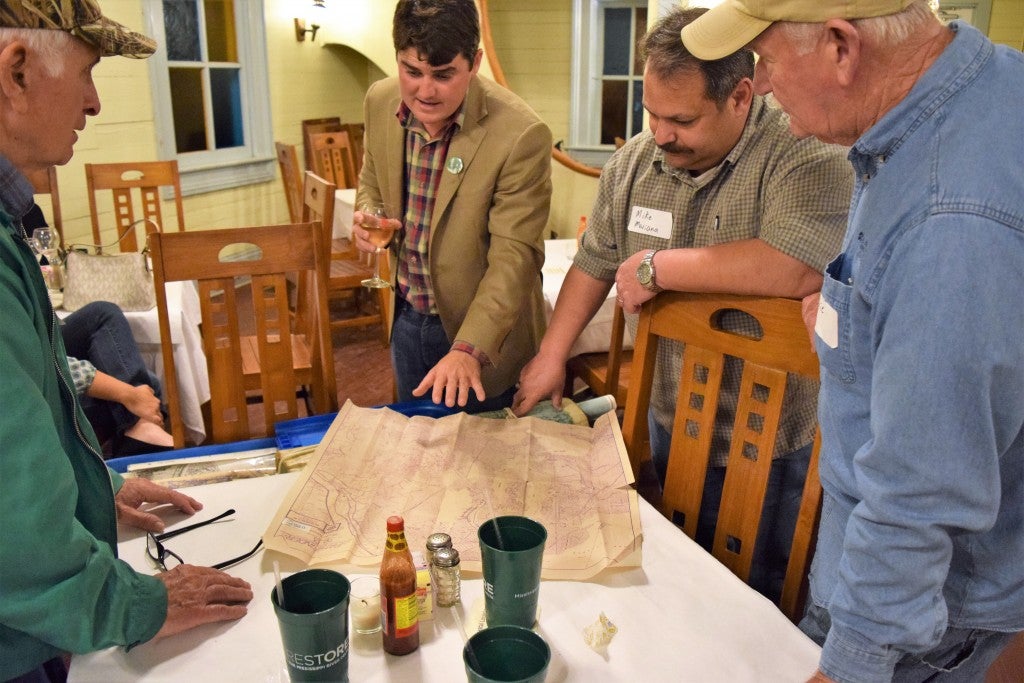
[990,0,1024,49]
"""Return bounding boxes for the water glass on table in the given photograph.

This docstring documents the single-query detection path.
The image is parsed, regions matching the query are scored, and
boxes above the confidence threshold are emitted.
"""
[271,569,351,682]
[478,516,547,628]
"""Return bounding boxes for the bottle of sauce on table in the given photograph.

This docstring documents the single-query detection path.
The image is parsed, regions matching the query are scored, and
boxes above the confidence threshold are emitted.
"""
[380,515,419,655]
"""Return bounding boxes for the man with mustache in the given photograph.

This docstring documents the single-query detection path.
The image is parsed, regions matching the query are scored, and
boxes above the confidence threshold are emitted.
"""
[513,6,850,600]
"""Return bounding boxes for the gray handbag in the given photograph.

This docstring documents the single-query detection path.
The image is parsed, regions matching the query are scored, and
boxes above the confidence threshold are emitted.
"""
[61,219,158,312]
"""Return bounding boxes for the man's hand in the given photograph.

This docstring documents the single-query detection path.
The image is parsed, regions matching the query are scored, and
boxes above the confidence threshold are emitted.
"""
[412,351,485,407]
[807,669,837,683]
[153,565,253,640]
[350,210,401,255]
[801,292,821,347]
[115,478,203,534]
[614,251,658,314]
[122,384,164,425]
[512,352,567,416]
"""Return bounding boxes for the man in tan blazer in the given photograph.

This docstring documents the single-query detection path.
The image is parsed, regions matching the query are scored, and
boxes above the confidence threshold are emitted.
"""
[353,0,552,411]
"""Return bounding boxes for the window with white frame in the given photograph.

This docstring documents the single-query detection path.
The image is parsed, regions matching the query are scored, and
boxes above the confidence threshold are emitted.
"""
[144,0,274,196]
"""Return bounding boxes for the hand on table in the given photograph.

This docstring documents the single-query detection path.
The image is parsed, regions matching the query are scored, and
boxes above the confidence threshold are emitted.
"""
[512,352,567,416]
[153,564,253,640]
[115,478,203,534]
[122,384,164,425]
[413,351,485,407]
[614,251,658,314]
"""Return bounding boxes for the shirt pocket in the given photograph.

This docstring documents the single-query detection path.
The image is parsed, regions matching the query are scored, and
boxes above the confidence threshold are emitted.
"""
[816,253,856,384]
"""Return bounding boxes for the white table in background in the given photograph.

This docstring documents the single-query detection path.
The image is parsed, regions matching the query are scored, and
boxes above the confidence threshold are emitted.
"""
[333,188,357,240]
[68,473,820,682]
[58,281,210,445]
[543,239,635,357]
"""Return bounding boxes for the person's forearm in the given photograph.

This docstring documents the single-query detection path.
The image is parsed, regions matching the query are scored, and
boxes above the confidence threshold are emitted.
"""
[85,370,134,405]
[539,267,614,362]
[656,238,823,298]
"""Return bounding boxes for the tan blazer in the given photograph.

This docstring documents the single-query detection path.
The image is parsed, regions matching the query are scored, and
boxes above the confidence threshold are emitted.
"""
[358,75,553,397]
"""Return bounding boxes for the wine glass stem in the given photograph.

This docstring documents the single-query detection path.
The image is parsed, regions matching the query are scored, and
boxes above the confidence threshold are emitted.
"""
[374,247,383,281]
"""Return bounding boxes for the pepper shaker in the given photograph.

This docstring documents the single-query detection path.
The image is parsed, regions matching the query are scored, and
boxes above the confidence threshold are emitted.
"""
[431,546,461,607]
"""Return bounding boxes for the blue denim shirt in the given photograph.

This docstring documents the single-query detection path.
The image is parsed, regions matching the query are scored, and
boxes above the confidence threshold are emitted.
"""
[811,22,1024,683]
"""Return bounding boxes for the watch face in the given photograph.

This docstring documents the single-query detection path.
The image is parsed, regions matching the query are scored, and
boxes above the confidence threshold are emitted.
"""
[638,261,654,285]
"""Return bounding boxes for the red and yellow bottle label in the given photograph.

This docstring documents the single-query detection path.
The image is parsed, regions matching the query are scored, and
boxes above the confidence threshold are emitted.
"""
[392,592,419,638]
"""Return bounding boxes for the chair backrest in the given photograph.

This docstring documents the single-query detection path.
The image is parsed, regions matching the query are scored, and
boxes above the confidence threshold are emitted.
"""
[301,116,342,171]
[27,167,64,248]
[308,130,358,190]
[149,223,337,446]
[276,141,303,224]
[343,122,365,180]
[620,291,822,621]
[85,160,186,253]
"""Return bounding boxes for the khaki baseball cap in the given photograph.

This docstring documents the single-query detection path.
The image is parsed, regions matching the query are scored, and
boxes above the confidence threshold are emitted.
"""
[0,0,156,58]
[681,0,915,60]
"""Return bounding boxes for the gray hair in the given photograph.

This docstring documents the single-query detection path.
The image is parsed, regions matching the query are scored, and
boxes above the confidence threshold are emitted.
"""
[780,0,937,55]
[0,28,74,77]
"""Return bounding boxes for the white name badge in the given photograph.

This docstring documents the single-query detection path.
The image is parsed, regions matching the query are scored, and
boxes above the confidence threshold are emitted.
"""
[627,206,672,240]
[815,298,839,349]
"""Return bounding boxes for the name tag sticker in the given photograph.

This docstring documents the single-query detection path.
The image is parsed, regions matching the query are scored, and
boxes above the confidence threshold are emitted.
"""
[628,206,672,240]
[815,298,839,349]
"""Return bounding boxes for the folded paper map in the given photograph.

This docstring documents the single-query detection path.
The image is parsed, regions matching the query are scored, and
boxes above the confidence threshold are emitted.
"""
[263,401,642,580]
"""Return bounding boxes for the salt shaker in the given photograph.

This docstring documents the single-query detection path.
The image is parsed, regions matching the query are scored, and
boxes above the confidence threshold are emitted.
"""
[425,532,452,565]
[431,546,461,607]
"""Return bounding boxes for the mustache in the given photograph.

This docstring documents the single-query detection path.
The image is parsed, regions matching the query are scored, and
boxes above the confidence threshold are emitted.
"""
[658,141,690,155]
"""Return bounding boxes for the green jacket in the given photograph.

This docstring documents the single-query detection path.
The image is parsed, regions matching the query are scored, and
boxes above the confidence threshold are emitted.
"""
[0,207,166,679]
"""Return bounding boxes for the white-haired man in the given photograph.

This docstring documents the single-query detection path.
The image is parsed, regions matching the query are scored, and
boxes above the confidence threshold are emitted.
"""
[0,2,252,681]
[684,2,1024,681]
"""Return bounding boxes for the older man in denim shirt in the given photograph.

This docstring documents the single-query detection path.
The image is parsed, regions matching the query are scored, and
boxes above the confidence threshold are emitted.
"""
[684,1,1024,682]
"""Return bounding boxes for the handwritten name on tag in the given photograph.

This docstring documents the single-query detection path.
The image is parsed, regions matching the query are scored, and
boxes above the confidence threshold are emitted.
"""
[627,206,672,240]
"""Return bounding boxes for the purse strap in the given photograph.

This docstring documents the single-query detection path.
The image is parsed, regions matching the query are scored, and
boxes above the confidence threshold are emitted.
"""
[67,217,160,256]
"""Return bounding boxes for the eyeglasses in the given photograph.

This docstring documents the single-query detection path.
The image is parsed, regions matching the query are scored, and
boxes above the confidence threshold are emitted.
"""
[146,508,263,571]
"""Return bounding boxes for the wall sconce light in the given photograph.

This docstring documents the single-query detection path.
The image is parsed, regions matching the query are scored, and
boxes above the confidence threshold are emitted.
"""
[295,0,326,43]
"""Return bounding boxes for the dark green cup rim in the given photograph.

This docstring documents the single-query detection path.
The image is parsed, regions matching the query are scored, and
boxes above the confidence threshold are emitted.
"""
[478,515,547,553]
[463,624,551,682]
[271,568,350,616]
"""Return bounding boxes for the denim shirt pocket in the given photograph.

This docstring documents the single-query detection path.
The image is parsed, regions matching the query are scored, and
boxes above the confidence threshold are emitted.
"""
[816,253,856,384]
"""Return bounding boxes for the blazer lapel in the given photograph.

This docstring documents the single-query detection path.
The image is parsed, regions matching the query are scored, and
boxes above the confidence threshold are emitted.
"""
[385,93,405,218]
[431,77,488,238]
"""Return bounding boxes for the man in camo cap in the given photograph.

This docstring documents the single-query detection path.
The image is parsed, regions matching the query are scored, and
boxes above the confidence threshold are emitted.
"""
[0,2,252,681]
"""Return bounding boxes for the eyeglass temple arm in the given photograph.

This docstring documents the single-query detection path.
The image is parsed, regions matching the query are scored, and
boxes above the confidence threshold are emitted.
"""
[155,508,236,541]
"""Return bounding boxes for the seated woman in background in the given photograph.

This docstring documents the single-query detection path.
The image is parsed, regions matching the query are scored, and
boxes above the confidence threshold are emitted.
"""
[62,301,175,457]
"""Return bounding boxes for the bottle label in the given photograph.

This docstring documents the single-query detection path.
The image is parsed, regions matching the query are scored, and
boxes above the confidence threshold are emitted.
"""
[392,592,419,637]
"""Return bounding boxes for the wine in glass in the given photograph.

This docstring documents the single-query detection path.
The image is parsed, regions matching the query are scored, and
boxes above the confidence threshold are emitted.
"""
[360,203,394,289]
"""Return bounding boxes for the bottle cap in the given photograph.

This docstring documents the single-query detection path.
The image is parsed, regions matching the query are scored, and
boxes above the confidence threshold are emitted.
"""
[386,515,404,532]
[426,532,452,552]
[432,547,460,567]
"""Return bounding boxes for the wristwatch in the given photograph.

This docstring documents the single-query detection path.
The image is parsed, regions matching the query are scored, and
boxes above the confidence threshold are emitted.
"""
[636,250,662,292]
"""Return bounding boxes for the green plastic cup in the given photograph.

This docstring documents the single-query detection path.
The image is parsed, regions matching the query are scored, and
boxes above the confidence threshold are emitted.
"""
[478,516,547,628]
[271,569,350,682]
[463,625,550,682]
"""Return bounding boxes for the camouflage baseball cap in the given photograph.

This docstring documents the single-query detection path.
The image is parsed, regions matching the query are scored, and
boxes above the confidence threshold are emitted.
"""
[0,0,156,58]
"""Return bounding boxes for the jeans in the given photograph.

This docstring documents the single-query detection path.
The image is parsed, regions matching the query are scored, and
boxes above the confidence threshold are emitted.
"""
[649,412,811,602]
[801,601,1017,682]
[60,301,163,443]
[390,297,515,413]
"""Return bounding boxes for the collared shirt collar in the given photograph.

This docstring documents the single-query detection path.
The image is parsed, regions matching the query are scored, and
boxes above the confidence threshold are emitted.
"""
[0,153,35,234]
[652,96,767,188]
[851,22,985,173]
[396,100,467,141]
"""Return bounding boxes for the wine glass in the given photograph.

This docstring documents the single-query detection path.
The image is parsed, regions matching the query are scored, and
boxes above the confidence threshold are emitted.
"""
[32,227,55,254]
[359,203,394,289]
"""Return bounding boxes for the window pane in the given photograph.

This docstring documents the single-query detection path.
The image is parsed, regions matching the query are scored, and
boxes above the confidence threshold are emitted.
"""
[210,67,244,149]
[601,80,628,145]
[631,80,644,138]
[204,0,238,62]
[163,0,201,61]
[169,67,207,152]
[603,7,631,76]
[633,8,648,76]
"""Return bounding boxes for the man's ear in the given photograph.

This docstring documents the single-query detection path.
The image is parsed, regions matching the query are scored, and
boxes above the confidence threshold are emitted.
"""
[0,42,30,109]
[822,19,861,87]
[728,77,754,115]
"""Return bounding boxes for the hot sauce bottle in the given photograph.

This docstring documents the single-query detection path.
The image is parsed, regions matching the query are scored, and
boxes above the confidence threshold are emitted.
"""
[380,515,419,655]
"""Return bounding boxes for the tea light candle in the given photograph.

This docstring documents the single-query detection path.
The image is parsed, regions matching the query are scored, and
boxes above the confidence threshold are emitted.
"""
[349,576,381,634]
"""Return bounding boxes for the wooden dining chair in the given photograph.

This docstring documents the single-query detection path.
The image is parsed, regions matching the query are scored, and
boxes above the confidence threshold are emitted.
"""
[27,166,64,248]
[85,160,186,253]
[301,116,343,171]
[302,171,389,346]
[563,302,632,405]
[275,141,304,224]
[343,122,365,179]
[620,292,823,622]
[149,222,338,446]
[308,130,359,189]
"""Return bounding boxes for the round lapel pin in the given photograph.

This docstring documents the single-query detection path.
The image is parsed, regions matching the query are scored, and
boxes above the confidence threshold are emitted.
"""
[446,156,464,175]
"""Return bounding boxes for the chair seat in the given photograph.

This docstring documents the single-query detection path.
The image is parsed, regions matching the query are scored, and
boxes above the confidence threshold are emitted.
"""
[566,349,633,405]
[240,333,314,391]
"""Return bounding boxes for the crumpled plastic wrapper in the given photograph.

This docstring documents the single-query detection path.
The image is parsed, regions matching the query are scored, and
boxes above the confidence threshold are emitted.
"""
[582,612,618,653]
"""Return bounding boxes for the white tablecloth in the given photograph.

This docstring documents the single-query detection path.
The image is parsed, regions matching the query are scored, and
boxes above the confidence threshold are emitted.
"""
[58,281,210,444]
[333,188,357,240]
[543,239,635,357]
[69,473,820,682]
